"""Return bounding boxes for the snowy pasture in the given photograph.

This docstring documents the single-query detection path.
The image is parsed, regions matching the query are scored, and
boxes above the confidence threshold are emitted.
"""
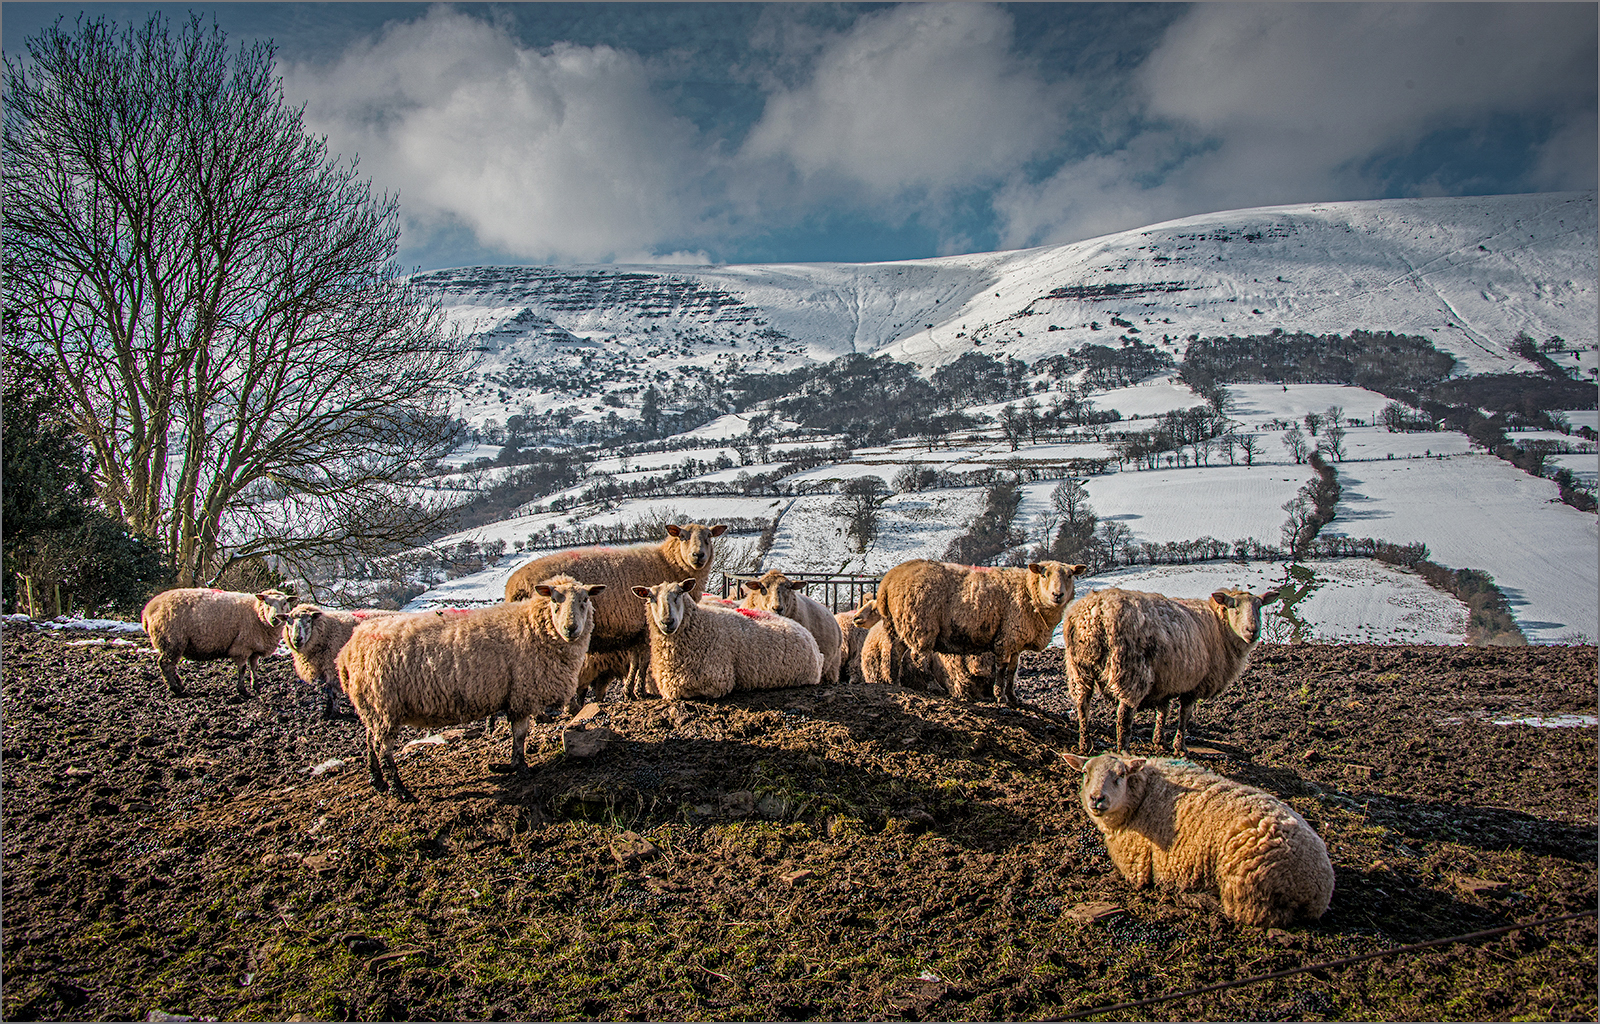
[1078,465,1308,546]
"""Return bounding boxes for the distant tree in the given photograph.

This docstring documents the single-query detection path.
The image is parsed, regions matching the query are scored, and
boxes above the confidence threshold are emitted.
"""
[1282,424,1310,463]
[834,475,888,553]
[1220,431,1239,465]
[1321,421,1348,462]
[945,476,1025,566]
[4,13,473,586]
[1238,432,1260,465]
[1303,411,1324,437]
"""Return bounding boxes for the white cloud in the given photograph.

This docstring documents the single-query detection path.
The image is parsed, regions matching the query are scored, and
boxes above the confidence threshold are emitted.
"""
[997,2,1599,248]
[281,6,721,263]
[740,3,1064,193]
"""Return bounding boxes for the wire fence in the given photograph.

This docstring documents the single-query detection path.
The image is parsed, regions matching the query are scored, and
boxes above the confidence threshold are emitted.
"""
[716,572,881,613]
[1052,910,1596,1021]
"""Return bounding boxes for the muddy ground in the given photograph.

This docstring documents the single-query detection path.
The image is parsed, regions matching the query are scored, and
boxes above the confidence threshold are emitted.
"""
[2,623,1595,1022]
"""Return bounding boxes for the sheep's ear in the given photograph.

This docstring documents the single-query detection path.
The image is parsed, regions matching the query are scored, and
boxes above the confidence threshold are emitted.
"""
[1211,590,1236,608]
[741,580,764,594]
[786,580,808,592]
[586,584,606,596]
[1260,589,1281,605]
[1028,562,1044,574]
[665,524,683,537]
[255,592,273,602]
[1124,758,1147,774]
[709,524,728,537]
[1070,564,1088,575]
[679,578,700,592]
[534,584,554,597]
[630,586,653,600]
[1062,752,1087,772]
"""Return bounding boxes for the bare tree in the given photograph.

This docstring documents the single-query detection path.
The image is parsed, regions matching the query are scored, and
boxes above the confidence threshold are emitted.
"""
[1238,432,1260,465]
[1282,424,1310,464]
[834,475,887,553]
[1321,421,1348,462]
[4,14,473,586]
[1303,411,1324,437]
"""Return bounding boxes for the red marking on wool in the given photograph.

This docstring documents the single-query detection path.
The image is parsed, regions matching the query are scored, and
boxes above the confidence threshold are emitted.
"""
[436,608,470,616]
[351,610,380,621]
[735,607,769,619]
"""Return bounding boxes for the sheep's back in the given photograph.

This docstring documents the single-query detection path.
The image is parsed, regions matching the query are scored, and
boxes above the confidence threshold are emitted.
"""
[505,544,701,651]
[1067,589,1221,702]
[141,589,276,659]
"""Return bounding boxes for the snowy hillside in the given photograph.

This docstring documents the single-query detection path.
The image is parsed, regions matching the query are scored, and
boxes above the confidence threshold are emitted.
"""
[415,191,1596,431]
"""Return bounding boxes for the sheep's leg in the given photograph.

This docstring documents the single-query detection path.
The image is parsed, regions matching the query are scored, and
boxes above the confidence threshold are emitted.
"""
[1152,698,1170,750]
[1173,696,1197,755]
[997,653,1021,707]
[320,676,340,720]
[1072,677,1094,754]
[509,715,532,775]
[233,657,254,699]
[365,730,390,794]
[622,648,647,700]
[1115,701,1136,752]
[158,653,186,697]
[382,739,414,802]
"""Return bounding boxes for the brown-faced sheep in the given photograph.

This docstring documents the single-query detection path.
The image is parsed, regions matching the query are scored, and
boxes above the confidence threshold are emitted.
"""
[1063,586,1280,755]
[283,605,407,719]
[738,570,844,684]
[876,559,1086,705]
[632,579,823,699]
[837,599,881,685]
[503,523,727,699]
[1063,752,1334,928]
[140,588,297,698]
[338,576,604,801]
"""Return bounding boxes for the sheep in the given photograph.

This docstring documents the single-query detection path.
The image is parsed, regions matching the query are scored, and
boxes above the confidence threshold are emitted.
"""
[737,570,844,684]
[857,620,994,700]
[837,599,881,685]
[503,523,728,699]
[631,579,823,699]
[1063,586,1281,755]
[876,559,1087,705]
[140,588,297,698]
[1062,752,1334,928]
[338,576,605,801]
[282,605,408,719]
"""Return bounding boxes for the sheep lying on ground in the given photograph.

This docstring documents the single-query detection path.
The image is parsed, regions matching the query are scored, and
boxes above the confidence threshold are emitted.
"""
[632,579,823,699]
[738,570,843,684]
[503,523,727,699]
[141,588,297,698]
[1063,752,1334,927]
[283,605,407,719]
[837,600,880,685]
[1063,586,1280,754]
[858,621,994,699]
[877,559,1086,705]
[339,576,604,800]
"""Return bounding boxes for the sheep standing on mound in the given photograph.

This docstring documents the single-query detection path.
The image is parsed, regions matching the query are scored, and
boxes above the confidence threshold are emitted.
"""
[857,620,995,699]
[1063,752,1334,928]
[283,605,406,719]
[632,579,823,699]
[339,576,604,801]
[503,523,727,699]
[876,559,1086,705]
[140,588,296,698]
[1064,586,1280,754]
[837,600,881,685]
[738,570,843,684]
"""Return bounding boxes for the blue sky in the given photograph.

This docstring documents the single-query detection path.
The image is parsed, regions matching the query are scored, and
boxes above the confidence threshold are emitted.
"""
[6,3,1596,271]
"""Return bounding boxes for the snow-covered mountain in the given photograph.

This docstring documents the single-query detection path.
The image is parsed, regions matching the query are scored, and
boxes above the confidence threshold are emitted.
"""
[416,191,1597,429]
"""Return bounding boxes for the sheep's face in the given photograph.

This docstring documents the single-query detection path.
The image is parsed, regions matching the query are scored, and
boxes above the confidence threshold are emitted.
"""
[852,599,881,629]
[255,590,296,628]
[741,572,802,617]
[283,604,323,650]
[1210,588,1281,645]
[632,579,698,636]
[1026,561,1087,610]
[1068,753,1148,824]
[535,580,606,643]
[665,523,728,573]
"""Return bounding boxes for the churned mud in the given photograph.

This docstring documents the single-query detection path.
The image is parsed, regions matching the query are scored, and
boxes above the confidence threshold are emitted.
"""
[2,623,1595,1021]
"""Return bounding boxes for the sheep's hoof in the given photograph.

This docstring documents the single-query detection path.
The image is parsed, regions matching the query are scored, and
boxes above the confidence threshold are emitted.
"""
[390,787,417,803]
[487,762,519,774]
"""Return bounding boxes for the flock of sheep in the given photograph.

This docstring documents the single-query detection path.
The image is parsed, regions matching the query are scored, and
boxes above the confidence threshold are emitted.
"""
[137,520,1332,928]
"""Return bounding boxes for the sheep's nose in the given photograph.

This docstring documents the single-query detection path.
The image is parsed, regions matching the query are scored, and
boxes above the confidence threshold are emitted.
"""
[1089,796,1108,814]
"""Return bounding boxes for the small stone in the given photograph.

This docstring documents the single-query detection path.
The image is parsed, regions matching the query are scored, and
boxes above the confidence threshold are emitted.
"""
[756,793,790,819]
[1267,927,1295,946]
[562,726,618,758]
[1455,875,1509,895]
[721,790,756,817]
[302,852,339,873]
[669,703,696,728]
[1064,901,1125,924]
[567,702,603,728]
[904,808,935,825]
[781,869,814,886]
[1301,749,1322,764]
[440,728,466,741]
[259,852,301,868]
[611,831,660,867]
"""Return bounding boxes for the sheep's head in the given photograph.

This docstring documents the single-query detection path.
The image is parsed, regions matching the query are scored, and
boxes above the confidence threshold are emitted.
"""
[1026,561,1087,610]
[664,523,727,574]
[1209,588,1281,645]
[631,578,699,636]
[1063,752,1147,825]
[282,603,324,650]
[254,590,296,628]
[740,571,803,617]
[852,598,881,629]
[534,576,606,643]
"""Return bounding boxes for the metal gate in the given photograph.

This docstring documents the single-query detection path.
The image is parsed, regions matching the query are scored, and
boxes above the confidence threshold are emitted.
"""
[717,572,881,613]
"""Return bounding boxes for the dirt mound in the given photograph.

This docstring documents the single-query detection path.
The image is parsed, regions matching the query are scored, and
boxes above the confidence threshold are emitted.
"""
[3,623,1595,1021]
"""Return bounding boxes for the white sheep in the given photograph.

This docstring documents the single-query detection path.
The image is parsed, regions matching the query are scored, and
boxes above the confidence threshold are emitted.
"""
[738,570,844,684]
[876,559,1086,705]
[282,604,406,719]
[140,588,297,698]
[503,523,727,699]
[631,579,823,699]
[1063,752,1334,928]
[1063,586,1280,754]
[338,576,604,800]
